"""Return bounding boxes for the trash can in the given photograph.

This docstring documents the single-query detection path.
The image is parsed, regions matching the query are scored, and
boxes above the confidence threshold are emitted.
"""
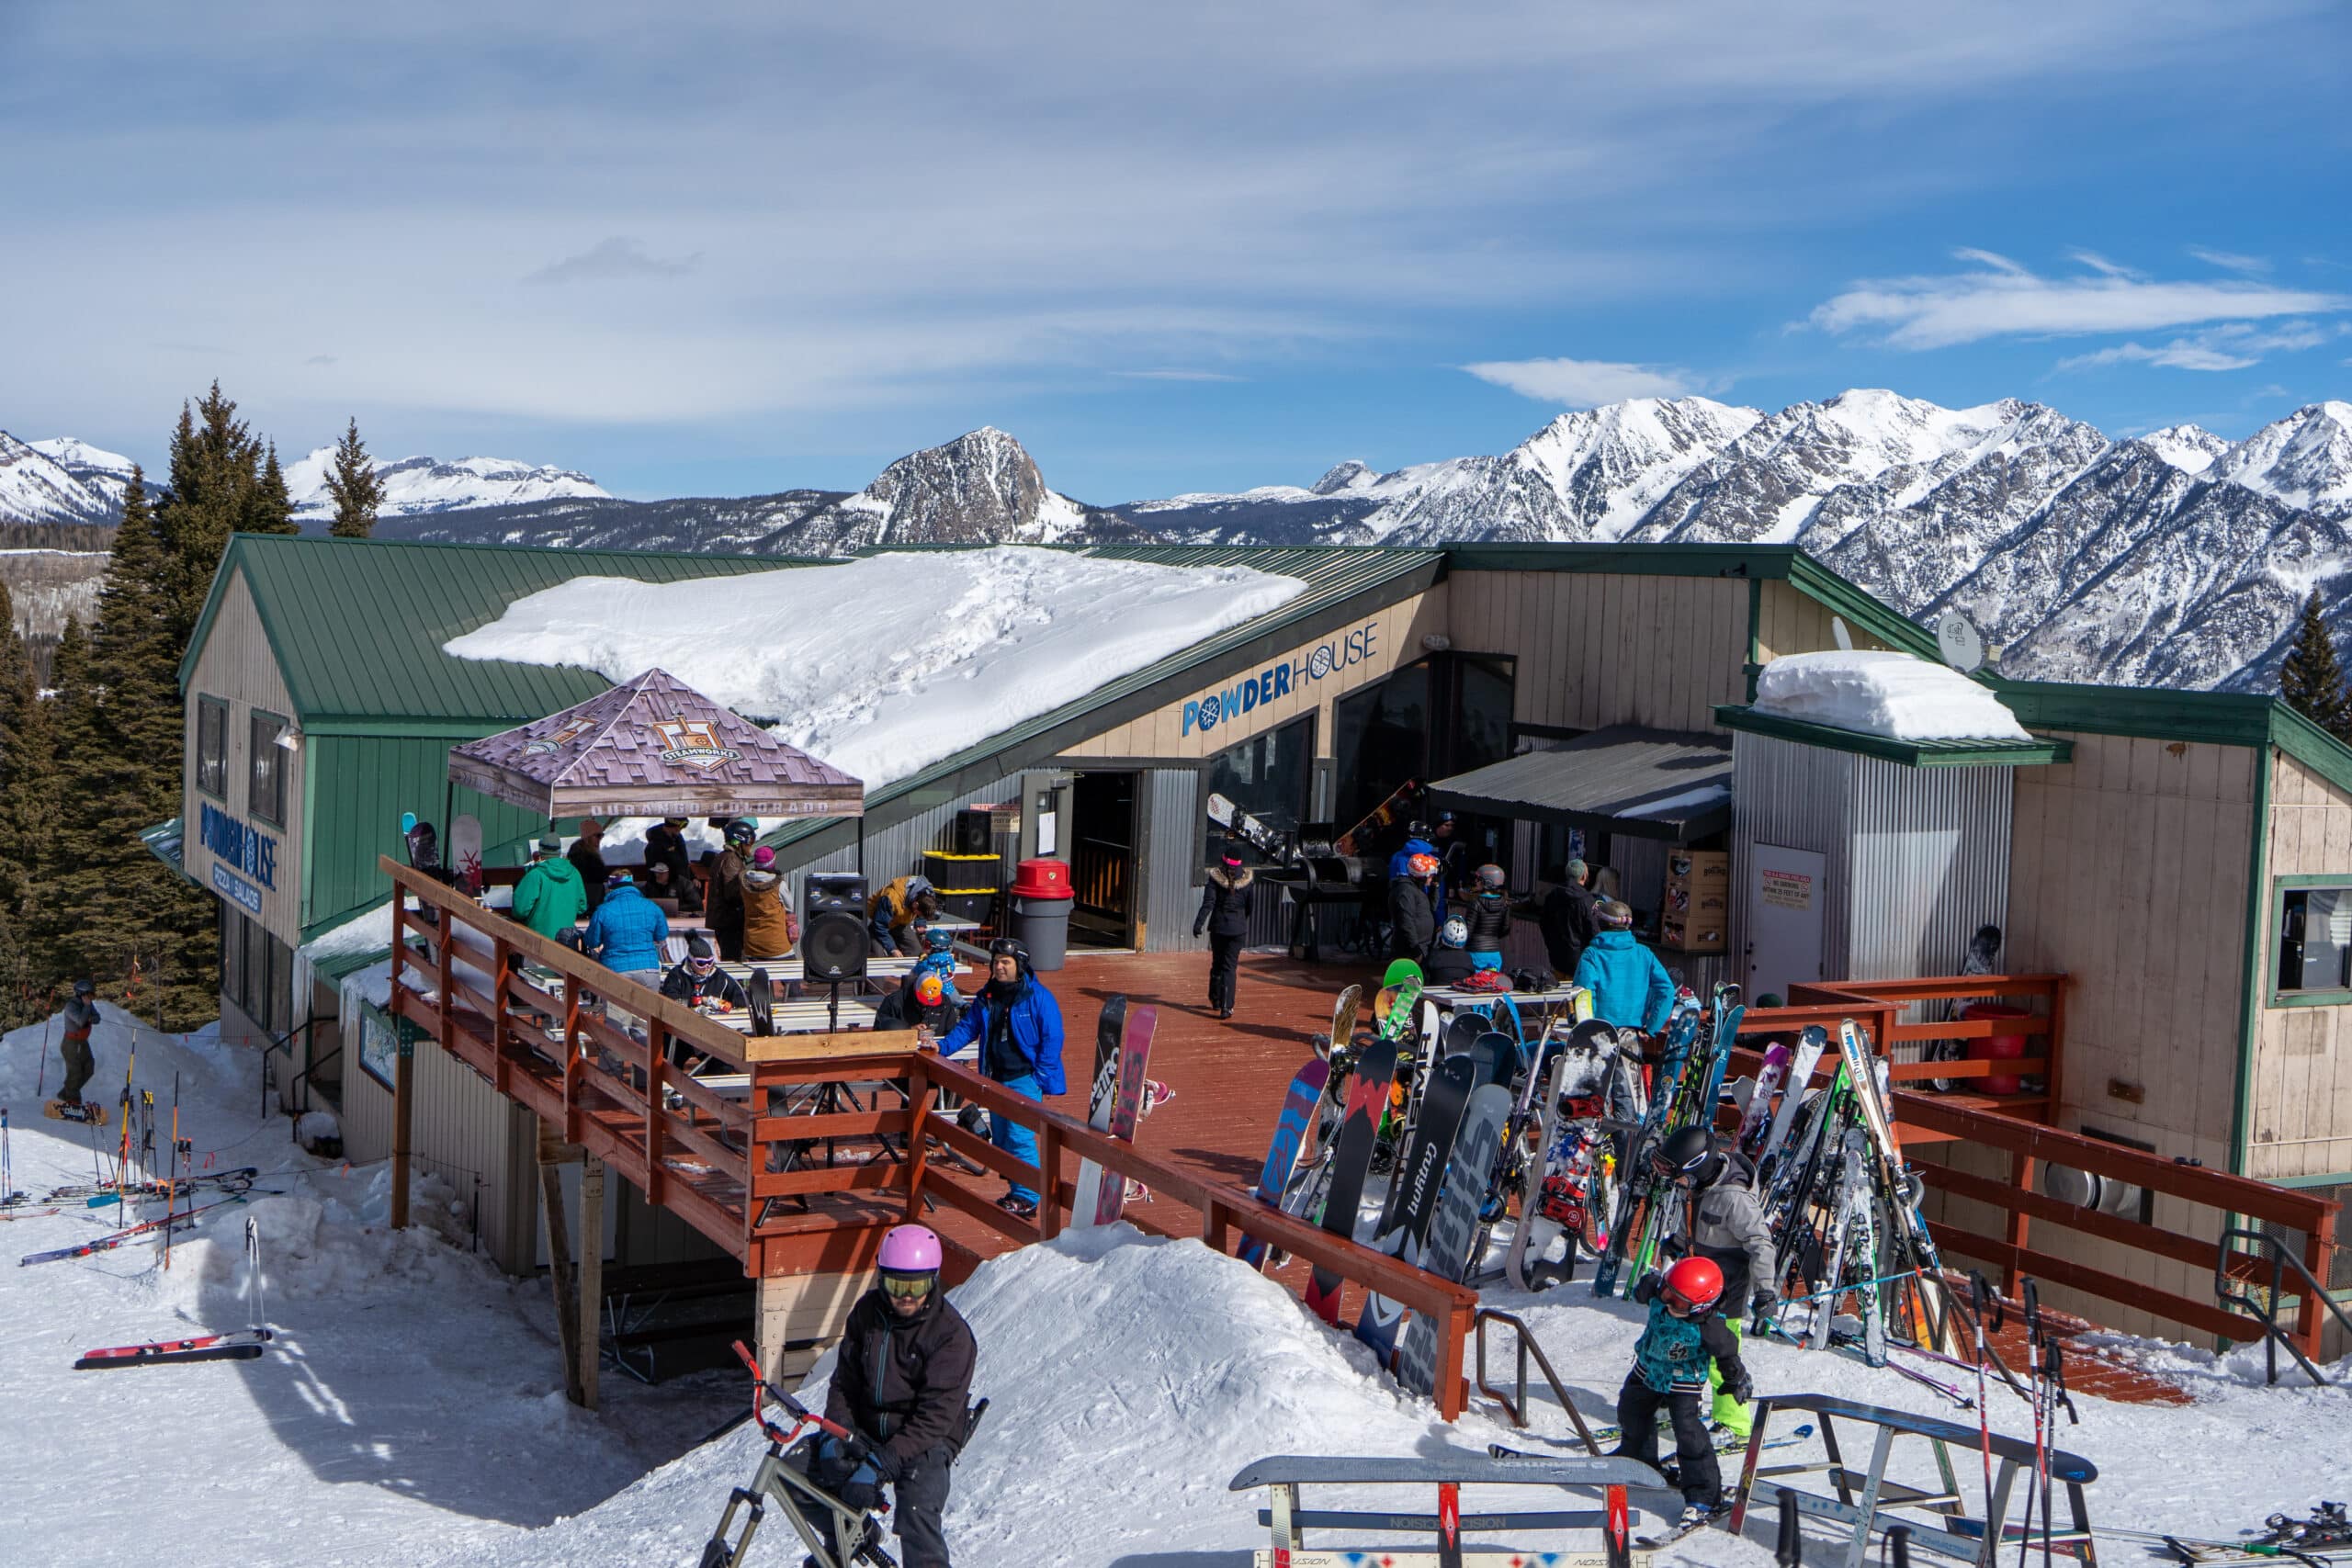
[1961,1002,2031,1094]
[1009,857,1075,971]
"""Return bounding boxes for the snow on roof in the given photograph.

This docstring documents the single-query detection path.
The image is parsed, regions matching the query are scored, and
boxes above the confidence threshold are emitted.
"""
[1753,649,2030,743]
[445,547,1308,791]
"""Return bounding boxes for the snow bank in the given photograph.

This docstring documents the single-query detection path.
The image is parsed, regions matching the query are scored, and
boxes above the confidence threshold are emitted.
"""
[443,547,1308,791]
[1753,649,2031,742]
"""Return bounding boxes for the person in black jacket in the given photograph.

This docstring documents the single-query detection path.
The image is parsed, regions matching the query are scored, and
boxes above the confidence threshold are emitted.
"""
[1388,852,1439,963]
[1463,863,1512,969]
[1423,919,1476,987]
[1193,843,1255,1020]
[1540,858,1600,981]
[642,818,704,914]
[568,818,611,915]
[818,1224,977,1568]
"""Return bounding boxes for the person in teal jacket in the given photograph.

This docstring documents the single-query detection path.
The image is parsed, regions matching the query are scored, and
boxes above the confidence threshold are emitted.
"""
[1573,899,1675,1033]
[584,872,670,983]
[510,834,586,941]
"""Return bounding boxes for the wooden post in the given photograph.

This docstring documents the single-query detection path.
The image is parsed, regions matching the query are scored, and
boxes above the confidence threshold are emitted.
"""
[646,1021,667,1209]
[492,937,514,1099]
[903,1061,935,1222]
[1037,1122,1063,1241]
[2043,977,2069,1123]
[2003,1150,2034,1297]
[578,1156,605,1412]
[538,1131,585,1407]
[390,1041,414,1231]
[1437,1304,1467,1421]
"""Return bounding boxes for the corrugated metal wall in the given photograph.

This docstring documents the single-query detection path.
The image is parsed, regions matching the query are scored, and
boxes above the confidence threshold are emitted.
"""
[788,776,1015,894]
[1730,734,1856,990]
[1142,768,1203,953]
[1846,754,2012,986]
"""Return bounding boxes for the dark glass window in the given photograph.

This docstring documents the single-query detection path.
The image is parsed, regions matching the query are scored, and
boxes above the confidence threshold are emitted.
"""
[197,697,228,797]
[1204,716,1312,865]
[249,711,287,826]
[2276,885,2352,998]
[1332,665,1431,826]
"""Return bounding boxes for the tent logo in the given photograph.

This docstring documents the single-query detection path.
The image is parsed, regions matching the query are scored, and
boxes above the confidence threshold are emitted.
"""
[651,718,742,772]
[524,717,597,755]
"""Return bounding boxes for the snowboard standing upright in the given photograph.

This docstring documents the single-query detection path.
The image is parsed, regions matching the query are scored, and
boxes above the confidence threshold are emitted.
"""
[1396,1083,1513,1395]
[1355,1054,1476,1361]
[1304,1036,1401,1325]
[1236,1057,1331,1269]
[1073,1001,1153,1228]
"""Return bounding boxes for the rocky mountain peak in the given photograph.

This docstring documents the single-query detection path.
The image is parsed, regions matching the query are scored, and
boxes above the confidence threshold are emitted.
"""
[2216,400,2352,513]
[1312,459,1380,495]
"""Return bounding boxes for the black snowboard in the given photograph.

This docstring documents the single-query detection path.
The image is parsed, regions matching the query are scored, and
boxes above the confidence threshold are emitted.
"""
[404,819,440,872]
[748,969,774,1037]
[1442,1010,1487,1058]
[1092,995,1130,1091]
[1357,1053,1476,1361]
[1466,1030,1521,1092]
[1304,1035,1400,1325]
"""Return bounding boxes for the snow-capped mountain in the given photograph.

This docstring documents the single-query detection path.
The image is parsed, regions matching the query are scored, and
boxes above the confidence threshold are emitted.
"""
[28,437,137,509]
[282,447,610,517]
[0,433,118,525]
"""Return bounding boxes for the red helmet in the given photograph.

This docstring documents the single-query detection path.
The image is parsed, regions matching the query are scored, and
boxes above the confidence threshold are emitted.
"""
[1407,852,1442,877]
[1663,1256,1724,1313]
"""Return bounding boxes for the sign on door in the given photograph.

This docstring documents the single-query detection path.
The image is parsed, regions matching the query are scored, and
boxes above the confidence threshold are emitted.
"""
[1748,843,1826,998]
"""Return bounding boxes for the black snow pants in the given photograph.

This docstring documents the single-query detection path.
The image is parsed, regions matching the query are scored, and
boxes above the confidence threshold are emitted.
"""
[1613,1371,1720,1507]
[1207,933,1243,1014]
[889,1444,954,1568]
[59,1031,95,1105]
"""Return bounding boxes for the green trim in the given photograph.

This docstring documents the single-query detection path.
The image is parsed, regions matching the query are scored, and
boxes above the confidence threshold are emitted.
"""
[1744,577,1763,703]
[2263,874,2352,1009]
[2268,704,2352,802]
[2269,1170,2352,1190]
[1782,556,1948,662]
[1713,705,2072,768]
[2234,745,2275,1177]
[1996,682,2278,746]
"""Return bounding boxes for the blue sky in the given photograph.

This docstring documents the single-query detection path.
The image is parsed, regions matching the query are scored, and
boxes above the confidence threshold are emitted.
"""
[4,2,2347,502]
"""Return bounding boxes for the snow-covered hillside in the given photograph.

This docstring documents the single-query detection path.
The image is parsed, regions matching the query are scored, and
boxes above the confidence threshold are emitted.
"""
[282,446,610,517]
[0,430,118,525]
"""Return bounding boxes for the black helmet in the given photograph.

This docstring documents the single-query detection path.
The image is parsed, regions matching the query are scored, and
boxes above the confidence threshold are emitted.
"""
[725,818,757,846]
[987,937,1029,970]
[74,977,96,998]
[1654,1126,1715,1178]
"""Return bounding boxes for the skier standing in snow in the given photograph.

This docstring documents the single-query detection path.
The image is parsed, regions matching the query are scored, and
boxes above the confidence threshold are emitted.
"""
[1613,1256,1753,1535]
[1575,900,1675,1034]
[1539,858,1600,981]
[926,939,1065,1219]
[1653,1126,1779,1439]
[57,977,100,1109]
[816,1224,978,1568]
[511,833,587,941]
[1193,840,1254,1020]
[708,818,756,962]
[1388,852,1440,963]
[1462,863,1512,971]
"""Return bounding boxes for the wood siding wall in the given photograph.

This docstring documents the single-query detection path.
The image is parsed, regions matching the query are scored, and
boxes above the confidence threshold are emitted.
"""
[1446,570,1749,734]
[1062,589,1446,761]
[181,568,304,942]
[2249,750,2352,1181]
[1752,579,1897,663]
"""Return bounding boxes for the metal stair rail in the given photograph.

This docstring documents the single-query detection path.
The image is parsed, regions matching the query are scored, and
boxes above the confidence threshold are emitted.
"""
[1473,1307,1605,1454]
[2215,1224,2352,1394]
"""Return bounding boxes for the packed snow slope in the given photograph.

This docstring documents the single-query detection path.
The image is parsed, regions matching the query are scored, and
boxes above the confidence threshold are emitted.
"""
[443,545,1306,791]
[0,1008,734,1568]
[451,1226,2352,1567]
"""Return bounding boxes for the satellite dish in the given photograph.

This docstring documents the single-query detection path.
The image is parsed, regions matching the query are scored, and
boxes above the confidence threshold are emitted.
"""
[1937,611,1986,674]
[1831,615,1854,652]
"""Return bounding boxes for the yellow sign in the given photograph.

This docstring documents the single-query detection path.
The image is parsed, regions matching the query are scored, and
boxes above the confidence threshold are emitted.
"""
[1759,868,1815,911]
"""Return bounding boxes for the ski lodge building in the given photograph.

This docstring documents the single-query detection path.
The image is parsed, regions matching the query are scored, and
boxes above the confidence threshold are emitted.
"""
[158,532,2352,1379]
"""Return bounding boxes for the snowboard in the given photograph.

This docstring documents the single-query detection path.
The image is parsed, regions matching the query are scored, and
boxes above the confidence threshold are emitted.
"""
[1356,1054,1476,1361]
[1236,1057,1331,1270]
[1736,1042,1792,1154]
[1205,792,1289,863]
[1304,1035,1400,1325]
[1074,1005,1156,1227]
[402,816,440,874]
[1442,1010,1486,1057]
[450,813,483,896]
[1464,1030,1521,1091]
[746,969,774,1037]
[44,1100,109,1128]
[1396,1081,1513,1396]
[1505,1026,1610,1292]
[1315,984,1362,1062]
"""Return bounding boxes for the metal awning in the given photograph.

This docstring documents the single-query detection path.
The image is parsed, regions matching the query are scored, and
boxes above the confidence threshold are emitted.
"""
[1428,726,1733,843]
[1713,704,2073,767]
[139,818,199,886]
[447,667,865,821]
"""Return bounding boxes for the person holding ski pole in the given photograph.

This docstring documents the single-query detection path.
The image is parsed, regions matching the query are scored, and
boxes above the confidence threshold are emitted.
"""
[1652,1126,1779,1440]
[1612,1256,1754,1537]
[57,978,101,1112]
[815,1224,978,1568]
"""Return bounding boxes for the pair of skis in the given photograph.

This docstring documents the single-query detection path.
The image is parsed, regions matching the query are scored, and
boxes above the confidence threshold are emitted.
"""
[76,1328,272,1370]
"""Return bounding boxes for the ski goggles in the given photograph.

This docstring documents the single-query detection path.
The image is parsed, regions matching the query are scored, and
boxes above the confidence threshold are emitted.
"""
[880,1270,935,1301]
[1660,1282,1704,1316]
[987,938,1028,963]
[689,957,718,974]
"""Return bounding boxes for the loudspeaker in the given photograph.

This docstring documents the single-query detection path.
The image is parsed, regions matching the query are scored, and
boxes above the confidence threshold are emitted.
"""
[952,809,993,857]
[802,873,869,983]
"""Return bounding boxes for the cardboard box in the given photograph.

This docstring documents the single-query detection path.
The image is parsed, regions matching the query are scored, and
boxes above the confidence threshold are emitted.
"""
[1666,849,1730,895]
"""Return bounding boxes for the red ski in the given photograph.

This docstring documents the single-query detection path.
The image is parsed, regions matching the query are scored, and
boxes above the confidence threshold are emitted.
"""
[75,1328,272,1370]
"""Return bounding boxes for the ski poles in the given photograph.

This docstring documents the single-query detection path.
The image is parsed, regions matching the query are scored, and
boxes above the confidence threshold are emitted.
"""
[1971,1271,1997,1541]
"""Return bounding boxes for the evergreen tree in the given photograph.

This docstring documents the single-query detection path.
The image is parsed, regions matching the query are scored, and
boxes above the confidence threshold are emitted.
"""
[154,383,265,644]
[324,417,385,539]
[2280,589,2352,740]
[0,577,49,1030]
[252,442,299,536]
[32,616,97,987]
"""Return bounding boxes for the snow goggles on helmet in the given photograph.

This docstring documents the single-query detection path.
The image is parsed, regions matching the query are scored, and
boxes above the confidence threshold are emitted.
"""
[880,1270,934,1300]
[988,938,1028,962]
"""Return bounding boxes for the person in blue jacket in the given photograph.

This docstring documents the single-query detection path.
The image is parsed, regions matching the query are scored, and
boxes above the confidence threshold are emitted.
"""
[1574,898,1675,1034]
[927,938,1065,1220]
[584,869,671,987]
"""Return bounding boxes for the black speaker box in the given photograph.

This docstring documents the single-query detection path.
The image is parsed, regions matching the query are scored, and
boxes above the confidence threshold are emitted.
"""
[802,873,869,983]
[952,808,994,857]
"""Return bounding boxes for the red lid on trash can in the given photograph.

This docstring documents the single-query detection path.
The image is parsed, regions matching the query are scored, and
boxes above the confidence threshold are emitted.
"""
[1010,858,1074,899]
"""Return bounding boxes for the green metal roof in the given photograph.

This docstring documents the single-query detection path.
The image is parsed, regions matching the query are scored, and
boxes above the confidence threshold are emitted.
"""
[1713,705,2075,767]
[180,535,815,731]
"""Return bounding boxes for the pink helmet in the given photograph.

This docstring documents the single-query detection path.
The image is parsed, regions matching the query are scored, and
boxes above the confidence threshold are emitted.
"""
[877,1223,943,1273]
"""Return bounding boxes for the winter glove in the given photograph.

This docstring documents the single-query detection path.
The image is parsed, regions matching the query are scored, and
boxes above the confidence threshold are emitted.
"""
[1723,1369,1754,1405]
[866,1445,905,1483]
[1631,1270,1662,1306]
[835,1458,885,1514]
[1749,1289,1779,1323]
[811,1436,858,1489]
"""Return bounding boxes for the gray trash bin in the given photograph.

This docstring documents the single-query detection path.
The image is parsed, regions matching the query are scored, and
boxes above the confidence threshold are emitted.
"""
[1012,894,1074,970]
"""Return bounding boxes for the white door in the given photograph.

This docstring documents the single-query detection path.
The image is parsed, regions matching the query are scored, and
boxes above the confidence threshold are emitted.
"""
[1747,844,1827,999]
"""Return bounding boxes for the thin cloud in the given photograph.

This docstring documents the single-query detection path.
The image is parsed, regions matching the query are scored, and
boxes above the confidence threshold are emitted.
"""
[1463,355,1715,406]
[2066,248,2143,280]
[2054,320,2330,373]
[526,236,698,286]
[1810,251,2347,349]
[2189,246,2272,275]
[1111,369,1245,382]
[305,354,336,366]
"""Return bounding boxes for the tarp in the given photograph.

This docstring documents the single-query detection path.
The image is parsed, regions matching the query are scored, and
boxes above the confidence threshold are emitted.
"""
[1428,725,1732,843]
[446,667,864,821]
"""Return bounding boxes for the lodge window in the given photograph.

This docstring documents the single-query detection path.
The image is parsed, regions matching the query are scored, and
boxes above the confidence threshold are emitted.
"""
[221,907,294,1040]
[197,696,228,798]
[2273,879,2352,1005]
[1200,716,1313,873]
[249,710,288,827]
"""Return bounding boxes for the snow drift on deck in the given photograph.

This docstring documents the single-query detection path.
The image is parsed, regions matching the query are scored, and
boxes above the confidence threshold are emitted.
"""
[1753,649,2031,742]
[443,547,1307,791]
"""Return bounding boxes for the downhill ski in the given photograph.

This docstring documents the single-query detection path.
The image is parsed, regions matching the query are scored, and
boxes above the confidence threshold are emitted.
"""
[75,1328,272,1370]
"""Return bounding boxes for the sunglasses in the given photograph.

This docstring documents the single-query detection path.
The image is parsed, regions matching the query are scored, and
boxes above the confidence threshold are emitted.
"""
[881,1274,933,1301]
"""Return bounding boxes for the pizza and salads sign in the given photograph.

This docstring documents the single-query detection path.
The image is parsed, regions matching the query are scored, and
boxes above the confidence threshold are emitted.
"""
[1181,618,1380,739]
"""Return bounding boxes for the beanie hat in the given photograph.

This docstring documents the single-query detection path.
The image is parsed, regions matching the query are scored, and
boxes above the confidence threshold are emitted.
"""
[752,846,776,869]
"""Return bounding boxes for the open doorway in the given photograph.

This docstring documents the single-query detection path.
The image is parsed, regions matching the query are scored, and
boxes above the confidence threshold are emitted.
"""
[1069,771,1137,949]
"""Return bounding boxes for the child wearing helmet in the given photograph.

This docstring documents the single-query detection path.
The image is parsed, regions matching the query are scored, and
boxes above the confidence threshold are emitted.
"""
[1616,1256,1755,1531]
[1463,863,1512,971]
[815,1223,978,1568]
[1387,852,1440,963]
[1423,917,1476,987]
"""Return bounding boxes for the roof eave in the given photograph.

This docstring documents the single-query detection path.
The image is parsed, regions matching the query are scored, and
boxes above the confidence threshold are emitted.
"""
[1714,705,2074,767]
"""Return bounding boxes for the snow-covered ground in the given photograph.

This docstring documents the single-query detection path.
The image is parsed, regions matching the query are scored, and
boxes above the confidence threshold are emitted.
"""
[8,1005,2351,1566]
[1,1008,735,1568]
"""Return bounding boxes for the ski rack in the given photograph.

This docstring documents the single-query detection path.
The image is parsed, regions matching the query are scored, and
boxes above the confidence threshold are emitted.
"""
[1472,1308,1605,1454]
[1726,1393,2099,1568]
[1229,1451,1668,1567]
